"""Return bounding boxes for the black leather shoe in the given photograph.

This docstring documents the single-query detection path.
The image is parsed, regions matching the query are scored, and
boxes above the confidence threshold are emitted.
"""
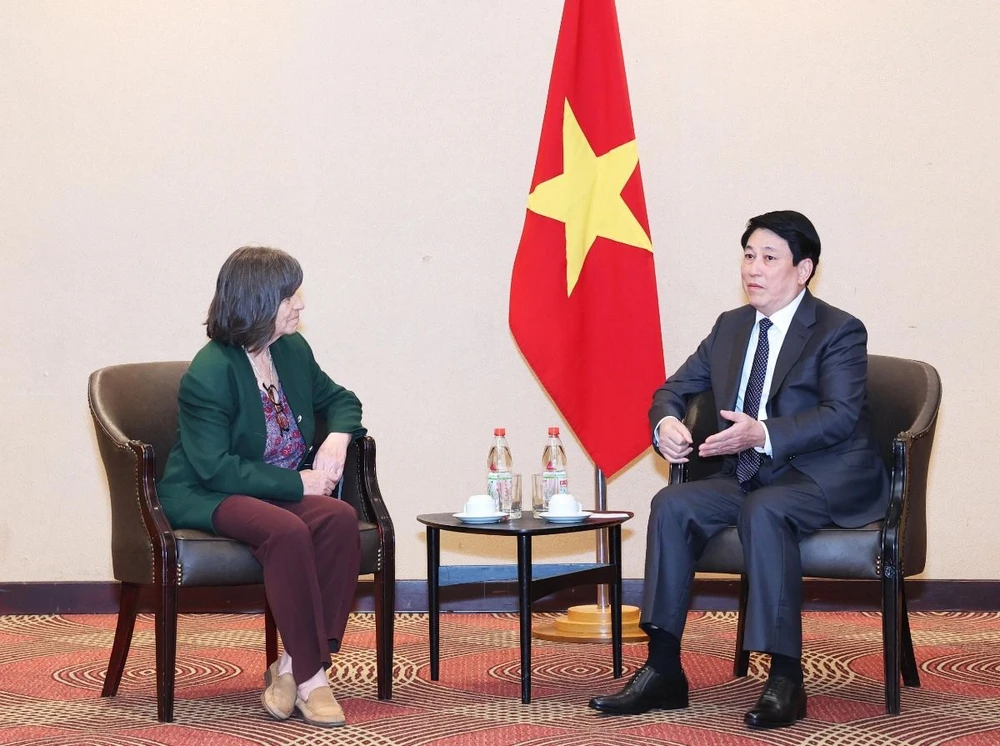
[588,665,689,715]
[744,676,807,729]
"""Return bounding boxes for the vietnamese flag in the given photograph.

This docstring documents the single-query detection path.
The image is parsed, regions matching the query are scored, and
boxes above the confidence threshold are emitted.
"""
[509,0,665,477]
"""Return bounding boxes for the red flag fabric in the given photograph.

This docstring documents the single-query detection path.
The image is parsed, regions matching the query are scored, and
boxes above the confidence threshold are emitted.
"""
[509,0,665,477]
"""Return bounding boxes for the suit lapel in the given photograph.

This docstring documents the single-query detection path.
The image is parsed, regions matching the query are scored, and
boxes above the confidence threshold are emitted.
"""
[721,307,757,410]
[270,337,308,424]
[768,290,817,400]
[227,344,267,448]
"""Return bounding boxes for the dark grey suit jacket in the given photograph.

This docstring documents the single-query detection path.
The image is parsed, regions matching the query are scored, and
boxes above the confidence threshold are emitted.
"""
[649,290,889,527]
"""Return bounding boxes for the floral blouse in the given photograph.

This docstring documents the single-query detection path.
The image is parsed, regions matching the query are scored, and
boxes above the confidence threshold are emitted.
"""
[260,384,307,468]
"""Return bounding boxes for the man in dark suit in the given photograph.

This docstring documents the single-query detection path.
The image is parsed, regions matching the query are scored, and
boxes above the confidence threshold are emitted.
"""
[589,211,888,728]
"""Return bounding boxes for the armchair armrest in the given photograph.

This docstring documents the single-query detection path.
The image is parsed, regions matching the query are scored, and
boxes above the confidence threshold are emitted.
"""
[130,440,181,587]
[91,406,179,587]
[668,461,688,486]
[352,437,392,529]
[881,409,939,579]
[343,436,395,574]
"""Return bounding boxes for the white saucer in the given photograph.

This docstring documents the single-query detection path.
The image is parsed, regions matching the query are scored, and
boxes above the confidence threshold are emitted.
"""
[453,511,507,524]
[539,511,591,523]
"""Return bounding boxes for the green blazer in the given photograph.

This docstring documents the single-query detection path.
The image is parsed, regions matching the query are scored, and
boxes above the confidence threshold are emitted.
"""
[157,333,365,533]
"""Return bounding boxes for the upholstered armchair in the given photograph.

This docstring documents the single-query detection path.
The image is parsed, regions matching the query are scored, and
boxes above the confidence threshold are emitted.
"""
[671,354,940,714]
[89,361,395,722]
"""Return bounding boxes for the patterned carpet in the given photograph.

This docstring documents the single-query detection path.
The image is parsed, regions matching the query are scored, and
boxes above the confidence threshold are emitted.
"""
[1,611,999,745]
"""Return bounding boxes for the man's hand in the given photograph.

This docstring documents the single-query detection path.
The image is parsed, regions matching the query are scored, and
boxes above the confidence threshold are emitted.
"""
[313,432,352,485]
[300,468,337,496]
[699,410,766,458]
[657,418,694,463]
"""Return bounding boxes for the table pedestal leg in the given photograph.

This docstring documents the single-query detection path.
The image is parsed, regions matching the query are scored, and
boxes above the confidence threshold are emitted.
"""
[427,527,440,680]
[517,534,533,704]
[610,525,623,677]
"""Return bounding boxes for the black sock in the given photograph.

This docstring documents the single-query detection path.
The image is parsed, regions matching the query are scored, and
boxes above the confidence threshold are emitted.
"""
[645,627,683,679]
[768,653,803,684]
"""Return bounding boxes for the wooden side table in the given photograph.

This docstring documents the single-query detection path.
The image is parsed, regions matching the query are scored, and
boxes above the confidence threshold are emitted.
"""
[416,511,633,703]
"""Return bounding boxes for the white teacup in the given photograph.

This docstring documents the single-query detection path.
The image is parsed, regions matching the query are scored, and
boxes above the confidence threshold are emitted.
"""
[547,493,582,516]
[464,494,496,516]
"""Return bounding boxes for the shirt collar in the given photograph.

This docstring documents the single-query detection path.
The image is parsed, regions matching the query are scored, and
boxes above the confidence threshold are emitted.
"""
[756,287,807,334]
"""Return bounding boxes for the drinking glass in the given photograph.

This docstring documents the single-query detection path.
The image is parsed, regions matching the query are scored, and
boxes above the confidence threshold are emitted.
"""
[501,473,522,519]
[532,473,549,515]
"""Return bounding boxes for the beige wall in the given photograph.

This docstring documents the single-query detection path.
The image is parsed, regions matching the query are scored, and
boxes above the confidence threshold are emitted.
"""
[1,2,996,583]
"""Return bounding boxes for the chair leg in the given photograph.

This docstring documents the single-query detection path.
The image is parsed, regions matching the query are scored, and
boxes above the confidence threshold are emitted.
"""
[264,597,278,666]
[154,583,178,722]
[374,567,395,700]
[882,571,902,715]
[733,575,750,677]
[102,582,141,697]
[900,582,920,688]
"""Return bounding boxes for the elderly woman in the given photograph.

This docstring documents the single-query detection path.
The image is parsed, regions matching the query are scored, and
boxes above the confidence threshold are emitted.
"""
[158,246,363,728]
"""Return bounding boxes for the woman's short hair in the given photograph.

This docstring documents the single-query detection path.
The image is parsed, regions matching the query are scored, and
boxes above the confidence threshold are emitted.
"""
[206,246,303,352]
[741,210,821,284]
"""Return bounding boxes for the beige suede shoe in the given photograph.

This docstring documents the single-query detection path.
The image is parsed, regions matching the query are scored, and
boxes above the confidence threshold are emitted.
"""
[261,661,296,721]
[295,686,346,727]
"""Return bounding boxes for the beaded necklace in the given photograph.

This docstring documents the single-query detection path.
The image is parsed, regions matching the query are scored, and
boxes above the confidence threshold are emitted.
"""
[245,348,289,432]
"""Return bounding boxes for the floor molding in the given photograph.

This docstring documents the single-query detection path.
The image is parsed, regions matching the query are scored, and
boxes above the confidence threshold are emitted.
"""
[1,578,997,615]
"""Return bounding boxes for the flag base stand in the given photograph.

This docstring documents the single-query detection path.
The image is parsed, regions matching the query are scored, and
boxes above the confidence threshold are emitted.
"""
[533,604,647,643]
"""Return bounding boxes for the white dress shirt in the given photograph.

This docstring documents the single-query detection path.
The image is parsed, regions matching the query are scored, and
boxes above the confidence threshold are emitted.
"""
[736,288,806,455]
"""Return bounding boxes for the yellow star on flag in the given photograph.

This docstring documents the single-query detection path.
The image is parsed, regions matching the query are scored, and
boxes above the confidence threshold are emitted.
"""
[527,99,652,296]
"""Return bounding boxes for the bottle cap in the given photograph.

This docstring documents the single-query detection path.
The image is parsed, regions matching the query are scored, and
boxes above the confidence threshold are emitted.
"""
[548,427,560,436]
[494,427,506,436]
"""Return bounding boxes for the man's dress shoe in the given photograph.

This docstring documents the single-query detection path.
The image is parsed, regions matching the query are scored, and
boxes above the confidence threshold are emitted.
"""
[744,676,807,729]
[588,665,689,715]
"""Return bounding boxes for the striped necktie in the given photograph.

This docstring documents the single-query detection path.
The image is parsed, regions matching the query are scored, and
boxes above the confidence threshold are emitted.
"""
[735,317,773,488]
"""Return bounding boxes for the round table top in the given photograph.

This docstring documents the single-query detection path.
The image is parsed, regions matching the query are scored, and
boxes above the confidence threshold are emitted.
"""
[416,511,632,537]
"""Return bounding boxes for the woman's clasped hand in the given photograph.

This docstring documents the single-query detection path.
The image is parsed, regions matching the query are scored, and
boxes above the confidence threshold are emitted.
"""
[300,468,338,496]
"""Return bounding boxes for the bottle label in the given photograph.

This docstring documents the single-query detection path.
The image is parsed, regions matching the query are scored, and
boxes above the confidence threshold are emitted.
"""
[488,471,513,512]
[541,470,568,498]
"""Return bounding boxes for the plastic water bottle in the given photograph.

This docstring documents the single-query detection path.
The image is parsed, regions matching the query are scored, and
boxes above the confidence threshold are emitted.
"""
[542,427,569,501]
[487,428,513,513]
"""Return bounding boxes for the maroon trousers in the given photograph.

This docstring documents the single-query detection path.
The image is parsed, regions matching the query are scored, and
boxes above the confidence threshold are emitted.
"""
[213,494,360,684]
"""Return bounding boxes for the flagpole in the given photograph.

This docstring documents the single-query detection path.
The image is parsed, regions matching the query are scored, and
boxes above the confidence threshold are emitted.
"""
[595,466,609,609]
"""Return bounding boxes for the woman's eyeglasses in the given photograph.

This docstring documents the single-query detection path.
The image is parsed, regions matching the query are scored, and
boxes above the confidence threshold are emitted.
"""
[264,383,290,433]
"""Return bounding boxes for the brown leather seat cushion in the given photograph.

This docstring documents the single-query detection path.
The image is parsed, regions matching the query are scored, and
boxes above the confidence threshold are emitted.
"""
[174,519,381,586]
[697,521,884,579]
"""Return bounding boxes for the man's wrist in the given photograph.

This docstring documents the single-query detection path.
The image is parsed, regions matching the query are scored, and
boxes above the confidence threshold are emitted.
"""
[653,415,679,445]
[756,420,772,455]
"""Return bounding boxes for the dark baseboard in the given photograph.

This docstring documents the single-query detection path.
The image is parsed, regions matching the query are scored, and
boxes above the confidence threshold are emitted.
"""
[1,578,998,615]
